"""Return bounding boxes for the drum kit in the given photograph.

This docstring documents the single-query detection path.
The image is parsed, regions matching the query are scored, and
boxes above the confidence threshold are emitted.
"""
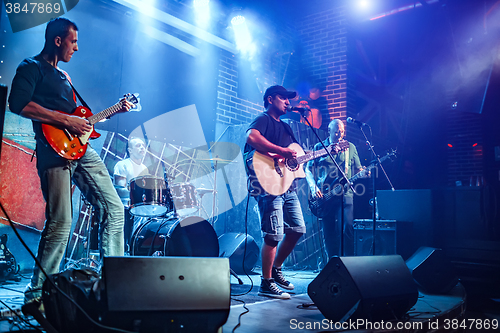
[126,175,219,258]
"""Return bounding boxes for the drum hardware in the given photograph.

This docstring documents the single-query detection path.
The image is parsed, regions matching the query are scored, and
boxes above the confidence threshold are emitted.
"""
[64,205,101,272]
[129,176,174,217]
[170,182,199,216]
[196,188,216,196]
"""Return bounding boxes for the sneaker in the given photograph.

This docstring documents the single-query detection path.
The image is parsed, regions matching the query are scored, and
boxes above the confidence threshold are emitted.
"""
[24,284,44,313]
[258,278,291,299]
[272,266,294,290]
[24,284,42,303]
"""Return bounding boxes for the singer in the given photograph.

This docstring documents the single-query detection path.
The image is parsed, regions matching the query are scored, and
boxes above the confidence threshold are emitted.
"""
[244,85,306,299]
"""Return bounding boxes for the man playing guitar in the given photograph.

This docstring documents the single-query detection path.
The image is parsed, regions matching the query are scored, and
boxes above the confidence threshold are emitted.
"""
[8,18,134,308]
[305,119,369,259]
[244,85,305,299]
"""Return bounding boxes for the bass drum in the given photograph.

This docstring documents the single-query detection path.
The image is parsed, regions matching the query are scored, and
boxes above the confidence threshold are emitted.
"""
[130,216,219,257]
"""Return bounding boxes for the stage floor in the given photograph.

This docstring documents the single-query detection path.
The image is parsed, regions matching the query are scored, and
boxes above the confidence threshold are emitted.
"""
[224,271,468,333]
[1,267,494,333]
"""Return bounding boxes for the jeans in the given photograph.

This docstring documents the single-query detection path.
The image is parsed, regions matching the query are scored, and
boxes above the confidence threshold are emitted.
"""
[27,146,124,298]
[257,191,306,242]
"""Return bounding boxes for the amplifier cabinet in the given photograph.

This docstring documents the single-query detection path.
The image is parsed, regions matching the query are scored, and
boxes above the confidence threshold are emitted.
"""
[354,219,413,259]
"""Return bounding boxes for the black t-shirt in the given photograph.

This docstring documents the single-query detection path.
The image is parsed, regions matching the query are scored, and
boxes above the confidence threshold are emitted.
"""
[244,112,298,195]
[244,112,296,155]
[9,53,78,166]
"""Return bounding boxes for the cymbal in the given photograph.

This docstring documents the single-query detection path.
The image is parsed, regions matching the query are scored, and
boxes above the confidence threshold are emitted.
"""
[195,157,235,165]
[197,188,215,195]
[208,142,241,161]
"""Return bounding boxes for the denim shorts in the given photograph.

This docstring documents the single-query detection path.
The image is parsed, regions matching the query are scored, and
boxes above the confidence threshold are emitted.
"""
[257,190,306,242]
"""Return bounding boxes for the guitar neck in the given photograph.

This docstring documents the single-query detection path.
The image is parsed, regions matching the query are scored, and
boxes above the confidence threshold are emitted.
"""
[320,153,393,201]
[87,102,122,125]
[296,140,347,165]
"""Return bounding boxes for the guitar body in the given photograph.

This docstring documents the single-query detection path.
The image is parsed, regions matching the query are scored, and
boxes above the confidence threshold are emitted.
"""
[248,142,306,196]
[308,184,342,217]
[41,106,99,160]
[0,234,17,280]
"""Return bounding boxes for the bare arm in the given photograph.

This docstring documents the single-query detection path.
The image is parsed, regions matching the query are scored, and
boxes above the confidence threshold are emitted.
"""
[19,101,91,136]
[305,160,323,198]
[114,174,127,187]
[246,129,297,159]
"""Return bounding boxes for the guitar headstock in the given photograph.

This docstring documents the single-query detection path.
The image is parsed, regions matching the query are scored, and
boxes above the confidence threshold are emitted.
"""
[124,93,139,105]
[386,148,397,159]
[122,93,142,112]
[332,140,350,154]
[371,148,398,164]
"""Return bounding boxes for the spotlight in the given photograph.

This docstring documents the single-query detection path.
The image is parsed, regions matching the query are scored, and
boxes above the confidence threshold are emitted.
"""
[231,15,245,26]
[193,0,209,10]
[358,0,369,9]
[193,0,210,27]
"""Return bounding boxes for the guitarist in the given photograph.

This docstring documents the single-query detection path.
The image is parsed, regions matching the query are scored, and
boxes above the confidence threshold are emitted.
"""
[8,18,134,308]
[244,85,306,299]
[304,119,369,258]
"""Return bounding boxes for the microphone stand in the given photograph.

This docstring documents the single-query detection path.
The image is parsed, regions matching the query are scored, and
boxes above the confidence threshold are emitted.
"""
[298,110,354,256]
[356,123,395,255]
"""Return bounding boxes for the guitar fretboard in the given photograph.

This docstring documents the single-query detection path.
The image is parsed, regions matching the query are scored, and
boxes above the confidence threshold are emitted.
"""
[296,140,348,165]
[87,102,123,125]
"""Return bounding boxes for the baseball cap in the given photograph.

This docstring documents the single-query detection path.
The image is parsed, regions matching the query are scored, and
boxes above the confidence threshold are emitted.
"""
[263,85,297,101]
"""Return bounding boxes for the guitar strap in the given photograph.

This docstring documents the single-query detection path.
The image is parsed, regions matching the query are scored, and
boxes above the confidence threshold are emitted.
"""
[67,80,91,111]
[344,146,349,175]
[58,69,91,111]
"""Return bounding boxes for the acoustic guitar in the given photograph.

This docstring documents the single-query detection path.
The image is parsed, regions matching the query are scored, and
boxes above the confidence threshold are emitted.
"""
[246,141,349,196]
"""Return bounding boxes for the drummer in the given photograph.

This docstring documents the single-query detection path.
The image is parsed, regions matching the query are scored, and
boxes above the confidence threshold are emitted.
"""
[114,137,149,189]
[113,137,149,253]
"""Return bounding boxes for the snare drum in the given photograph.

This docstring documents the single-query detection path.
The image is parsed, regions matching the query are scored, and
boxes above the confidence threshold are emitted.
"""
[170,183,199,216]
[129,176,174,217]
[130,216,219,257]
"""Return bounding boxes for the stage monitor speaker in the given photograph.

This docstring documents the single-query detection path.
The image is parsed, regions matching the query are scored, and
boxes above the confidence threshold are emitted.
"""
[218,232,259,274]
[308,255,418,322]
[102,256,230,333]
[406,247,459,294]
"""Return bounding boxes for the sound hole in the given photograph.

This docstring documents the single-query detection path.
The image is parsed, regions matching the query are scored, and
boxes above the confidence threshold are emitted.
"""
[285,158,299,171]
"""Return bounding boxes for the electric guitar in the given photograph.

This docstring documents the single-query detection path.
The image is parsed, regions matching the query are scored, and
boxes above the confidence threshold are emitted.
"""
[246,140,349,196]
[41,93,138,160]
[0,234,17,280]
[308,149,397,217]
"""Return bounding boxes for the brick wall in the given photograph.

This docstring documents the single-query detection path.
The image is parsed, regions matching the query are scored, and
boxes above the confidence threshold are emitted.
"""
[297,5,349,128]
[216,50,264,125]
[215,23,300,126]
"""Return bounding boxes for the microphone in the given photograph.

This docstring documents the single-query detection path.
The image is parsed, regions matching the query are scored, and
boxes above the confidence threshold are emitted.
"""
[346,117,366,126]
[287,105,309,113]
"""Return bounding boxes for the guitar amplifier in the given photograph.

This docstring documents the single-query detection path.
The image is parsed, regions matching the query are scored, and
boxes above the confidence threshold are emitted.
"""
[354,219,413,259]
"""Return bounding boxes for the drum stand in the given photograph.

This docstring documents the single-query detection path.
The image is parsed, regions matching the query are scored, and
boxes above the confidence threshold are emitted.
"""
[209,156,244,284]
[64,205,101,273]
